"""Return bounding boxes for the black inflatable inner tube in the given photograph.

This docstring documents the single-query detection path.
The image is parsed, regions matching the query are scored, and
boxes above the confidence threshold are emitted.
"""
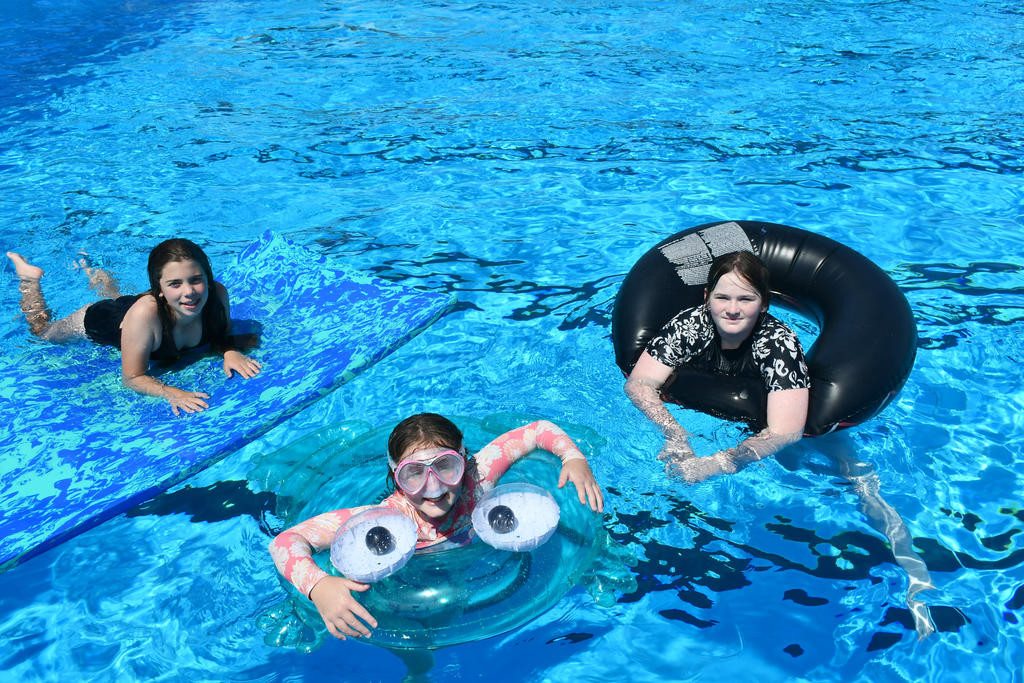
[611,220,916,436]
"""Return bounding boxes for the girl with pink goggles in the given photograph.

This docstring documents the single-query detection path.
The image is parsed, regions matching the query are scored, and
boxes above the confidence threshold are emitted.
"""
[389,447,466,496]
[270,416,604,643]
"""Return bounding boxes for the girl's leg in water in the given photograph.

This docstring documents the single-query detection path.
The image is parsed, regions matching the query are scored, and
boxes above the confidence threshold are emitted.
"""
[76,252,121,299]
[816,432,936,639]
[7,252,89,342]
[8,251,51,336]
[390,647,433,683]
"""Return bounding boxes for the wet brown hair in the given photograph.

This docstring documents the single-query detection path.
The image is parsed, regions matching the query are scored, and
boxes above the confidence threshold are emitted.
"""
[705,250,771,307]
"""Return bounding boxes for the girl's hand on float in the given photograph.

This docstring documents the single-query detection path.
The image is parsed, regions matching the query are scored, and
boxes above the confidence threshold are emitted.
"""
[223,349,262,379]
[558,459,604,513]
[165,386,210,416]
[309,575,377,640]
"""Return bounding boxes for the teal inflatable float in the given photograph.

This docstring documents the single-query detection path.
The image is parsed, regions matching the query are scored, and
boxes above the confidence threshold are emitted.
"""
[254,415,636,651]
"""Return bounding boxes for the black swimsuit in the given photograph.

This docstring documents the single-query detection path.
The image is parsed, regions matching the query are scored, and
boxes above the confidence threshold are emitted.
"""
[83,295,208,361]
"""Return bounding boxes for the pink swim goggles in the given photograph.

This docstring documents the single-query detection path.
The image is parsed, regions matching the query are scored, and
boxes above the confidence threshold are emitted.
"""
[390,448,466,496]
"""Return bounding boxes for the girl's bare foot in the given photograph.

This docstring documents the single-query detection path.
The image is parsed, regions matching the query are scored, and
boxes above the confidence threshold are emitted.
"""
[8,252,52,336]
[8,251,89,341]
[7,252,44,280]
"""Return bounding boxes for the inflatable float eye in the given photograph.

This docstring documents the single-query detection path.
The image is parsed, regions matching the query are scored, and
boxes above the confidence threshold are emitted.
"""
[472,483,560,552]
[330,508,417,583]
[488,505,517,534]
[365,525,395,555]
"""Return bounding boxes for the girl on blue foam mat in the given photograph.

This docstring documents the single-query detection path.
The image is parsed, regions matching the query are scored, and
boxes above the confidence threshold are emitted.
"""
[269,414,604,641]
[6,239,261,415]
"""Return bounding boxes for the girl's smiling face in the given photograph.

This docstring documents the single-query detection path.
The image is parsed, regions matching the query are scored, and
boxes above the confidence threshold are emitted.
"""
[397,443,464,522]
[158,259,208,321]
[707,269,766,348]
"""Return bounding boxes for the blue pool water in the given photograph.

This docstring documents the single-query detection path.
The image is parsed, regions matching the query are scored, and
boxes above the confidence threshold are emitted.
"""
[1,0,1022,680]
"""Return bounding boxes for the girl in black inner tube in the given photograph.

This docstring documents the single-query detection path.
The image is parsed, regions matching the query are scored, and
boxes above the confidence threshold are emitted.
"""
[625,250,810,482]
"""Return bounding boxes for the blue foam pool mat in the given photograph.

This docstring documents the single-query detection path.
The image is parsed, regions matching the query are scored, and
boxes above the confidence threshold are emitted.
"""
[0,232,455,572]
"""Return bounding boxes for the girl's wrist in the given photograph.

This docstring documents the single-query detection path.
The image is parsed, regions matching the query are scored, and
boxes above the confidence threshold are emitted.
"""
[307,573,331,601]
[126,374,165,399]
[666,427,690,443]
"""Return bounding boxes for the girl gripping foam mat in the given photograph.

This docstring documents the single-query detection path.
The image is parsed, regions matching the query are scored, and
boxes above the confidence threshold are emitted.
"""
[0,232,455,572]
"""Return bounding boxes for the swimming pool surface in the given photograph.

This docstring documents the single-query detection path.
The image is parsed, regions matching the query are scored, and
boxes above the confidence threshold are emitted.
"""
[2,0,1022,680]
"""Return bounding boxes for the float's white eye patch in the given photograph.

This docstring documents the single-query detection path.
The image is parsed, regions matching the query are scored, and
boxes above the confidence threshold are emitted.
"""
[472,483,560,552]
[330,507,417,583]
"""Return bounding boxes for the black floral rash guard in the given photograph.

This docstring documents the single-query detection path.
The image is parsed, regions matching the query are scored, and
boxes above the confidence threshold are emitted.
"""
[646,306,811,393]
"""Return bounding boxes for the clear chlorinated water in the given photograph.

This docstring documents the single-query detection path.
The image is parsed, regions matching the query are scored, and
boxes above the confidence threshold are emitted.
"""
[1,0,1022,680]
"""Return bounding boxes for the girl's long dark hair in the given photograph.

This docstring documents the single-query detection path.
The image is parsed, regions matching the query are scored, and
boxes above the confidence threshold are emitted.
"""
[147,238,229,348]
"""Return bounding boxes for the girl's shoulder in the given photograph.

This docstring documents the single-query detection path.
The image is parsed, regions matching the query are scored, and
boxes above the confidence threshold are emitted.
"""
[667,304,706,326]
[668,305,714,336]
[122,293,160,325]
[753,313,806,358]
[128,292,157,308]
[381,491,418,517]
[650,305,713,363]
[758,313,799,338]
